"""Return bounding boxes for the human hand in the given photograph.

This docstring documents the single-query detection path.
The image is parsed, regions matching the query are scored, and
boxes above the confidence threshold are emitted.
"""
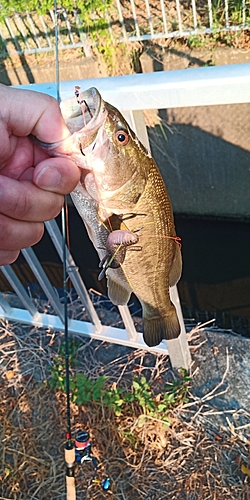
[0,84,80,265]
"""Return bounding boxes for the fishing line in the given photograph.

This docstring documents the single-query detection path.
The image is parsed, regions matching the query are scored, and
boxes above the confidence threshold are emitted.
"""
[54,1,60,104]
[52,52,110,497]
[54,1,76,498]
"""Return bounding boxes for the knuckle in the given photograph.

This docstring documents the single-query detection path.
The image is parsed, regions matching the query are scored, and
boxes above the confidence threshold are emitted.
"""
[5,179,63,222]
[0,216,44,250]
[49,195,64,218]
[12,191,30,220]
[0,177,32,221]
[0,216,14,248]
[0,250,19,266]
[29,223,44,246]
[43,94,62,120]
[40,92,58,109]
[47,94,58,108]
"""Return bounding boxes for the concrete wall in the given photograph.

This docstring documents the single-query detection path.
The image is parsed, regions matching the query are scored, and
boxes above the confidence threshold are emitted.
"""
[0,54,107,86]
[141,47,250,218]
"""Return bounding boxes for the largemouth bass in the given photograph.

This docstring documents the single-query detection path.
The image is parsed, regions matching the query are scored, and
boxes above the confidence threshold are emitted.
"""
[32,87,182,347]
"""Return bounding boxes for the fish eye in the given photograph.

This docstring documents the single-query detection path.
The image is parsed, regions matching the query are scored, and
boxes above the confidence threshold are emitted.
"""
[115,130,129,146]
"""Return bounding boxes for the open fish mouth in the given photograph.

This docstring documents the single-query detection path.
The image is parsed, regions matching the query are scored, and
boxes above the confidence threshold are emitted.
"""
[29,87,107,157]
[61,86,104,136]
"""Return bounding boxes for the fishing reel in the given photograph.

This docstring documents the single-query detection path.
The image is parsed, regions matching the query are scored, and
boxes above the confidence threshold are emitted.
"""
[75,430,111,492]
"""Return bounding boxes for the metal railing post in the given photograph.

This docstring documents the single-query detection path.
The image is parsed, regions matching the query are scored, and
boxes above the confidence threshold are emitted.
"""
[0,292,13,314]
[0,265,40,318]
[45,219,103,334]
[123,108,191,369]
[21,247,65,323]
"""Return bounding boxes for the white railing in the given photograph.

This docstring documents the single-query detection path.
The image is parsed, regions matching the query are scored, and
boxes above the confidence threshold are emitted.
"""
[1,63,250,368]
[16,63,250,108]
[0,1,249,57]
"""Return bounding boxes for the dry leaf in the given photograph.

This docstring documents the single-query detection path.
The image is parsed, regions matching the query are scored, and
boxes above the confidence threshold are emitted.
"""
[241,464,250,476]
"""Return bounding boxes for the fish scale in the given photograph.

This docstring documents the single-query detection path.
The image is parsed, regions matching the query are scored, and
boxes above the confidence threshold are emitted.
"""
[114,157,181,346]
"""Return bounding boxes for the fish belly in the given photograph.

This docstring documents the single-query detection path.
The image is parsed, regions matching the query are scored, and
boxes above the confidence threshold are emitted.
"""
[71,183,134,304]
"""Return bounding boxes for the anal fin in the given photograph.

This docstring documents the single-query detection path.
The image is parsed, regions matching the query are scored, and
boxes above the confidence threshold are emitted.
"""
[107,276,131,305]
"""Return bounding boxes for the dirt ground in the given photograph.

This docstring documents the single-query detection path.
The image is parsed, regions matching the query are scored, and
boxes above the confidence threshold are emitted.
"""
[0,297,250,500]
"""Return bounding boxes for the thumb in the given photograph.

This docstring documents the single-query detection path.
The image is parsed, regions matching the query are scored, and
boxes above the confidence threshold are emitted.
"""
[33,157,80,194]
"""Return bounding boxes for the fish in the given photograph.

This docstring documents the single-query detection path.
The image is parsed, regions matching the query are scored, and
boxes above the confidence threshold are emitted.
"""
[31,86,182,347]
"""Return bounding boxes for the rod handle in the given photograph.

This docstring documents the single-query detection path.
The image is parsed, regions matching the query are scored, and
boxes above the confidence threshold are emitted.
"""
[66,475,76,500]
[65,444,76,500]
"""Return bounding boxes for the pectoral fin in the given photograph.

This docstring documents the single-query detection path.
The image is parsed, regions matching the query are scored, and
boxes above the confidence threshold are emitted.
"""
[169,244,182,287]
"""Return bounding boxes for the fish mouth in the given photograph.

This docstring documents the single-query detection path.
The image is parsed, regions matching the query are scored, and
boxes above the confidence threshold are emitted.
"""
[61,87,109,196]
[60,87,105,136]
[29,86,108,200]
[30,87,106,156]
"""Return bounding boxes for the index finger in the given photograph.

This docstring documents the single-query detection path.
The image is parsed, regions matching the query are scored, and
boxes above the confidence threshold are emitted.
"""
[0,84,71,143]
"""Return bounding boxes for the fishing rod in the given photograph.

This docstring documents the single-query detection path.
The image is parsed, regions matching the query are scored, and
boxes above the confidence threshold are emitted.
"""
[53,6,111,496]
[53,2,76,499]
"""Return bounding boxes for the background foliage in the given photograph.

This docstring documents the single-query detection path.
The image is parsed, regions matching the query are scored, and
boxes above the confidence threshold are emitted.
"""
[48,341,191,423]
[0,0,112,23]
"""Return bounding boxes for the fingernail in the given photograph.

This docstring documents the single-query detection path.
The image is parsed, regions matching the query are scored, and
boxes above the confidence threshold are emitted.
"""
[36,166,62,189]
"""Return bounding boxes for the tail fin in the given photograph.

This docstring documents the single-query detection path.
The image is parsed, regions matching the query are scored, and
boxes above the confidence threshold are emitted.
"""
[143,308,180,347]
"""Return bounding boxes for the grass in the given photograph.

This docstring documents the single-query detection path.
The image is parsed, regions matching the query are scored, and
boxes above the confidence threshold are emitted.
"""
[1,298,250,499]
[48,340,191,420]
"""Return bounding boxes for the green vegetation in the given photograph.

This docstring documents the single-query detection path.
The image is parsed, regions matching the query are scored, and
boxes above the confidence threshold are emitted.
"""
[0,0,112,21]
[212,0,250,26]
[1,0,249,26]
[48,341,191,425]
[187,35,208,49]
[0,0,119,73]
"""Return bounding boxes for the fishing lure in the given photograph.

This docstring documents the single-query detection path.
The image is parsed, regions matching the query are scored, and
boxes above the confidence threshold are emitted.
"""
[98,229,141,280]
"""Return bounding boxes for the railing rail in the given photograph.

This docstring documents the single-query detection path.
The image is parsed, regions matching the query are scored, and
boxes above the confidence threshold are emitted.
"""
[2,64,250,368]
[0,1,249,57]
